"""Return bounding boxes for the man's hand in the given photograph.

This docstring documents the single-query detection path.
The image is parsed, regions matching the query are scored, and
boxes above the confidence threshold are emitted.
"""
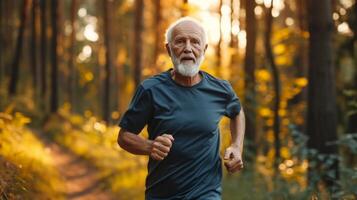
[150,134,174,161]
[224,146,243,173]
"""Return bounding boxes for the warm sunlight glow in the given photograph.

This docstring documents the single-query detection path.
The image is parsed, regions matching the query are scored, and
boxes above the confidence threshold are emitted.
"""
[238,30,246,49]
[340,0,354,8]
[231,20,240,35]
[285,17,294,26]
[339,7,347,15]
[78,8,87,17]
[333,12,340,20]
[254,6,264,16]
[337,22,352,35]
[84,24,99,42]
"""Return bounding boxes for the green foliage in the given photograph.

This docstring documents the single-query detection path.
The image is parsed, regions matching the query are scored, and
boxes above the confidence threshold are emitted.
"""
[289,125,357,199]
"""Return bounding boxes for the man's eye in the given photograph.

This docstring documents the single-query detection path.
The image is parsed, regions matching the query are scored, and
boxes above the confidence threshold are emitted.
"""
[192,40,200,45]
[175,40,184,44]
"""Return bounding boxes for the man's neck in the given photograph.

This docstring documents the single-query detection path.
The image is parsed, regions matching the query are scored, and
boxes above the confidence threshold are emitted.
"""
[171,69,202,87]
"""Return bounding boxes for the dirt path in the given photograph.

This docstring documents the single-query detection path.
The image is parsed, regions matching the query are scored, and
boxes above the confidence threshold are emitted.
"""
[46,142,115,200]
[29,127,115,200]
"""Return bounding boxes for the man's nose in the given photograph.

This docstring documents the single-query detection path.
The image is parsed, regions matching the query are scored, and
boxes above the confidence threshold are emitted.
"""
[183,41,193,53]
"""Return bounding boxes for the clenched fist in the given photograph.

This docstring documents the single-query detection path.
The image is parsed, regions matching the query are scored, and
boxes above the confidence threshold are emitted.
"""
[150,134,174,161]
[224,146,244,173]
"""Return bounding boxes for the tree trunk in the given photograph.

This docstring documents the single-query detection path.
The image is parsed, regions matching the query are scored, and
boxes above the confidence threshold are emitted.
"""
[68,0,77,112]
[103,0,112,122]
[133,0,143,87]
[307,0,339,192]
[50,0,59,113]
[153,0,161,67]
[229,0,237,49]
[40,0,47,100]
[0,0,3,83]
[244,0,257,157]
[216,0,223,77]
[8,0,30,96]
[30,0,39,97]
[264,0,281,169]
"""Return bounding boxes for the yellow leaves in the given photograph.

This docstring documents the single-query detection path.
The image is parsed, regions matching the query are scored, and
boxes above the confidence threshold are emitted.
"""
[275,56,292,66]
[256,69,271,82]
[266,130,274,143]
[94,122,107,133]
[111,111,120,120]
[84,71,94,82]
[0,112,65,199]
[294,77,308,87]
[273,44,286,55]
[14,112,31,126]
[259,108,272,117]
[280,147,290,159]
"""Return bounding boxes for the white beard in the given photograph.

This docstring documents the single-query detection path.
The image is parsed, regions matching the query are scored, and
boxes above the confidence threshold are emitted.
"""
[171,53,205,77]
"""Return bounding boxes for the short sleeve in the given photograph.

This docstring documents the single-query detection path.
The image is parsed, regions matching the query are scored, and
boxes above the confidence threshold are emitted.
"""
[223,82,241,119]
[118,85,153,134]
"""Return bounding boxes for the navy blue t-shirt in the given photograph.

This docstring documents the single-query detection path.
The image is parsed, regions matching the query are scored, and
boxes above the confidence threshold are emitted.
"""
[119,68,241,200]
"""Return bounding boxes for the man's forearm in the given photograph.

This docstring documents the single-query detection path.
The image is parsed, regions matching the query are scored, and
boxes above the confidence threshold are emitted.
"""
[117,129,153,155]
[230,108,246,153]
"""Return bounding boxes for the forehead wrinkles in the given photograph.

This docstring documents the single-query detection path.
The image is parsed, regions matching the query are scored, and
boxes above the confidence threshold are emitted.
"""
[171,22,204,42]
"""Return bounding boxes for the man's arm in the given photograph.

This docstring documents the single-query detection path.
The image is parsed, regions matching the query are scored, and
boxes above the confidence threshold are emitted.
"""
[224,108,246,173]
[118,128,174,160]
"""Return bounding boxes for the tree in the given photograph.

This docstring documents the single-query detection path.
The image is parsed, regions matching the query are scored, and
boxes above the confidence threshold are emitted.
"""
[103,0,112,122]
[40,0,47,101]
[50,0,59,113]
[307,0,339,192]
[153,0,162,66]
[68,0,77,111]
[243,0,257,156]
[264,0,281,169]
[30,0,39,97]
[133,0,144,87]
[216,0,223,77]
[8,0,30,96]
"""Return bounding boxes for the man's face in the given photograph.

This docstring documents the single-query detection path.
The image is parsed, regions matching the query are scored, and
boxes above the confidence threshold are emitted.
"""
[166,21,207,77]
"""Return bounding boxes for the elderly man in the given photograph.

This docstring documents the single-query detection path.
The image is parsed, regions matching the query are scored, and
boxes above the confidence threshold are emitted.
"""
[117,17,246,200]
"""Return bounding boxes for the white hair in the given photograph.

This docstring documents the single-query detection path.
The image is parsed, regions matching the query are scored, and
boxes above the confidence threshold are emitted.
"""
[165,17,208,45]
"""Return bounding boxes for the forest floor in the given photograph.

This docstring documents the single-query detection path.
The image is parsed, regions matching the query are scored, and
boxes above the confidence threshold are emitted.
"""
[35,130,114,200]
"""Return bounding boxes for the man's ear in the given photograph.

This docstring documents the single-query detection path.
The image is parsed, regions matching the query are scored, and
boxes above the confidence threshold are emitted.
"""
[165,43,171,57]
[204,44,208,53]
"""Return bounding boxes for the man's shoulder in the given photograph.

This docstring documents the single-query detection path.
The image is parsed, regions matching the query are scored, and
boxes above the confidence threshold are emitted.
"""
[140,70,170,90]
[202,70,232,91]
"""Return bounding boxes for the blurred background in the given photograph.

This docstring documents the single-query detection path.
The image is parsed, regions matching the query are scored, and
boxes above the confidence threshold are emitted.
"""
[0,0,356,199]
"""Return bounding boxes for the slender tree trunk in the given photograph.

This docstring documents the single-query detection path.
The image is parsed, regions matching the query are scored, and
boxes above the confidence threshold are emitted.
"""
[50,0,59,113]
[68,0,77,112]
[8,0,30,96]
[230,0,237,48]
[244,0,257,156]
[264,0,281,169]
[103,0,112,122]
[30,0,39,97]
[216,0,223,77]
[40,0,47,100]
[133,0,143,87]
[307,0,339,192]
[153,0,161,67]
[0,0,3,83]
[294,0,308,104]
